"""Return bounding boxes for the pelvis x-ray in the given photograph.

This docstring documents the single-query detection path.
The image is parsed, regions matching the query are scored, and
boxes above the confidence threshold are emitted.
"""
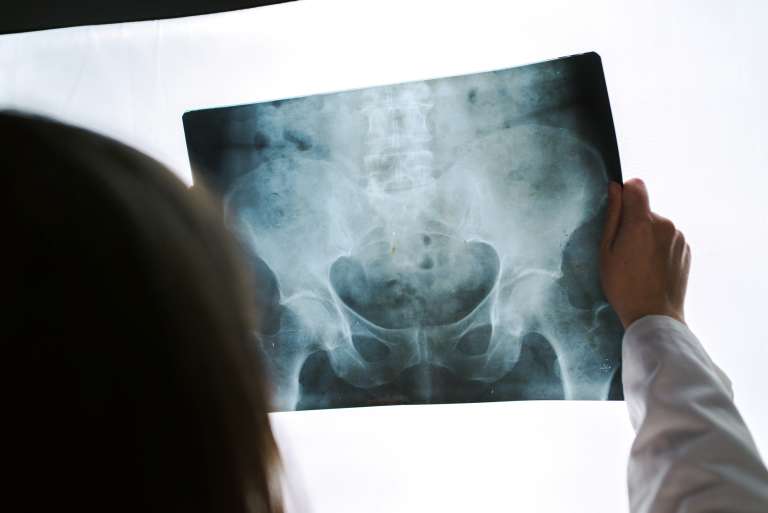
[184,52,624,411]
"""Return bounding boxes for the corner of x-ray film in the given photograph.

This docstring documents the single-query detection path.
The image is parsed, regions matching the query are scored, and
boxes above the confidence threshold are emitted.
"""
[183,52,624,411]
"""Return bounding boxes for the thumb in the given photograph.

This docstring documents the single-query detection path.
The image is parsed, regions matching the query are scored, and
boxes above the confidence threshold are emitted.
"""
[601,181,622,253]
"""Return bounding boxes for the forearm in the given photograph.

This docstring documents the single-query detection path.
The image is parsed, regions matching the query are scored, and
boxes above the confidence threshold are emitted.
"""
[623,315,768,513]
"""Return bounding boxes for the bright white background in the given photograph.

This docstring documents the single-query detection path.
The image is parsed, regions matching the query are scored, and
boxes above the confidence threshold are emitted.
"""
[2,1,766,511]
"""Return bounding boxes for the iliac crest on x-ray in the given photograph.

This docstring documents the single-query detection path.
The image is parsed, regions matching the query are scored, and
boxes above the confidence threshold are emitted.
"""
[184,52,624,411]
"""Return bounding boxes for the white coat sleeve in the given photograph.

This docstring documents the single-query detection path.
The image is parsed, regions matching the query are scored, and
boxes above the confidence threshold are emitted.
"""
[623,315,768,513]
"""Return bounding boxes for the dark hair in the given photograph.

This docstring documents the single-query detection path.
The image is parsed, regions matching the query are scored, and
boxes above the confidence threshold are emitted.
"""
[1,112,282,513]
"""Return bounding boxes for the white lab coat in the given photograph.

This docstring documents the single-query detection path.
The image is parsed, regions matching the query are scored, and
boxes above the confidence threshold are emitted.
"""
[624,315,768,512]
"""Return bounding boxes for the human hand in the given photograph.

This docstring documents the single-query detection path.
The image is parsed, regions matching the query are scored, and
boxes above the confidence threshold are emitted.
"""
[600,179,691,329]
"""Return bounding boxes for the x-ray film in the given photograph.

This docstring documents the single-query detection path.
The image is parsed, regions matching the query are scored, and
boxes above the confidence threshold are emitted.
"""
[183,52,624,411]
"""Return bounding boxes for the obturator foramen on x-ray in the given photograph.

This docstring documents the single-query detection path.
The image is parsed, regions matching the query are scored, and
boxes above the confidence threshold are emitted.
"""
[184,52,624,412]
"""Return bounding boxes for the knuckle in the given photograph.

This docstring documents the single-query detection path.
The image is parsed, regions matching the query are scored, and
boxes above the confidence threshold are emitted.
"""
[653,215,675,233]
[669,226,685,245]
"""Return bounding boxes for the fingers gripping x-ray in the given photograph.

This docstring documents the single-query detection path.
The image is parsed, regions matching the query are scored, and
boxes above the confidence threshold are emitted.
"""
[185,53,624,411]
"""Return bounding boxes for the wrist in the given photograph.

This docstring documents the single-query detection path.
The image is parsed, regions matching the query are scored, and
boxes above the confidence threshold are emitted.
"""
[620,308,685,330]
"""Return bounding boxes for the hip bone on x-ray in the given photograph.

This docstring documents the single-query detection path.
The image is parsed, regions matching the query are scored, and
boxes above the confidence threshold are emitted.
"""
[183,51,624,412]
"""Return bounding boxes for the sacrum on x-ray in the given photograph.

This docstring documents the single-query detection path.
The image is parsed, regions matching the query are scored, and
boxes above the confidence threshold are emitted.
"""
[184,51,624,411]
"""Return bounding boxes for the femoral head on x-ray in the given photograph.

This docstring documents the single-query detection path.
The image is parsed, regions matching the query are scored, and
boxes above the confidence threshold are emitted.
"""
[184,52,624,412]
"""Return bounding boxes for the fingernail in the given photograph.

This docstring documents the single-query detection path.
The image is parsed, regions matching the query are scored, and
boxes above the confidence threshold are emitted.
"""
[608,181,620,194]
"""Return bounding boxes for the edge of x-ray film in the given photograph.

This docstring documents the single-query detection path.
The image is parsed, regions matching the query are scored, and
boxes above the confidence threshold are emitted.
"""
[183,51,624,412]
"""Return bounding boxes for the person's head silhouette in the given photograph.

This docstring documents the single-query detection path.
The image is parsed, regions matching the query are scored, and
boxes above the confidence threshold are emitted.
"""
[2,112,282,513]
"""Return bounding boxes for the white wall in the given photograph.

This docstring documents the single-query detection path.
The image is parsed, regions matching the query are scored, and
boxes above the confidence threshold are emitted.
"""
[2,1,766,511]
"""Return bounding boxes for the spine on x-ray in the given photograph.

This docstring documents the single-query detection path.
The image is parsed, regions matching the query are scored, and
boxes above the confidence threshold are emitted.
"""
[361,85,434,196]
